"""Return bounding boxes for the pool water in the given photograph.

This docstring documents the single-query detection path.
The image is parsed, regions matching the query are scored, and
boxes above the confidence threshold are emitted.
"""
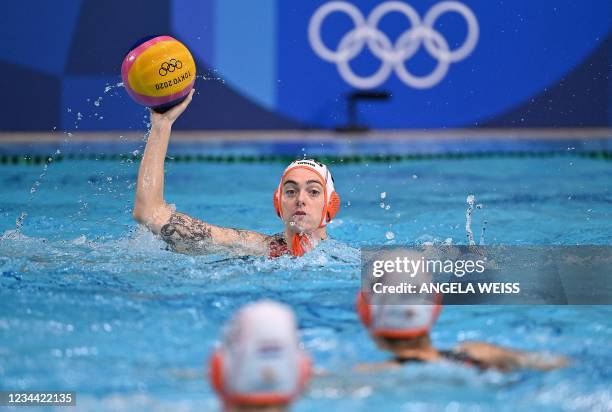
[1,153,611,411]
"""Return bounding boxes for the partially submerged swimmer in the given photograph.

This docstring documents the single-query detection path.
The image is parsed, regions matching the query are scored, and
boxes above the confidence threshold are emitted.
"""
[132,90,340,257]
[208,300,312,412]
[356,294,569,372]
[357,249,569,372]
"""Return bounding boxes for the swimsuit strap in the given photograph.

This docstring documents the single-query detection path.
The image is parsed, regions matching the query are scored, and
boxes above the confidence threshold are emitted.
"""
[439,350,489,369]
[393,350,489,369]
[393,357,426,364]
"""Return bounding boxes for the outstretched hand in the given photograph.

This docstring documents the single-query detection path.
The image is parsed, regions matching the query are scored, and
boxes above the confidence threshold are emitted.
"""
[150,88,195,127]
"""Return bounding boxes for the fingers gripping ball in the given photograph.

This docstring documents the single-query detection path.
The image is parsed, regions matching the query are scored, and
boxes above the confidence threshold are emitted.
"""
[121,36,196,113]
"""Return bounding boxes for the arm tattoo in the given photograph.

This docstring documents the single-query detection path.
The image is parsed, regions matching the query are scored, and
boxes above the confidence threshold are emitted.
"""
[268,233,288,257]
[160,211,213,253]
[227,228,256,242]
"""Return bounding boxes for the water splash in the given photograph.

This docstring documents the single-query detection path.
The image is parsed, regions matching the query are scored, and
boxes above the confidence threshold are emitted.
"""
[104,82,124,94]
[16,154,59,230]
[379,191,391,210]
[466,195,475,245]
[465,195,487,245]
[198,68,225,84]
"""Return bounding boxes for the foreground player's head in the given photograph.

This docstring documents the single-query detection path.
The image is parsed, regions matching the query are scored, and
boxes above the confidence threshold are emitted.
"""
[209,300,311,411]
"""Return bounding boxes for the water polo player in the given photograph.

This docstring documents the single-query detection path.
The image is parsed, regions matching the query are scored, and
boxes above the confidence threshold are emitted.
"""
[208,300,311,411]
[357,250,569,372]
[132,92,340,257]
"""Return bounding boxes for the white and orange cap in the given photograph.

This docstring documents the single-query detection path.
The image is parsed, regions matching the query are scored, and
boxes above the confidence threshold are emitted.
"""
[273,159,341,228]
[357,292,442,339]
[357,249,442,339]
[209,300,311,407]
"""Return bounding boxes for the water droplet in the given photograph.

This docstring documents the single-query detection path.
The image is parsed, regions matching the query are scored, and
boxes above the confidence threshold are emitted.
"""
[385,231,395,240]
[380,192,387,199]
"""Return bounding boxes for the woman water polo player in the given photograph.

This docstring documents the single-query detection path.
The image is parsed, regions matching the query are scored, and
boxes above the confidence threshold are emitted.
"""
[209,300,311,411]
[356,295,569,372]
[356,250,569,372]
[132,90,340,257]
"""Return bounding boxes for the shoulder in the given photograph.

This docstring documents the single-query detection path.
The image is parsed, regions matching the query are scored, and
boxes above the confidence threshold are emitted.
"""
[266,233,287,246]
[453,342,522,371]
[266,233,289,258]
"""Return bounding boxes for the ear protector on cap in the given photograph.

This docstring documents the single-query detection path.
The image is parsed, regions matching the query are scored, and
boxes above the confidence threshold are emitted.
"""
[357,292,442,339]
[273,159,340,227]
[209,348,312,406]
[208,300,312,407]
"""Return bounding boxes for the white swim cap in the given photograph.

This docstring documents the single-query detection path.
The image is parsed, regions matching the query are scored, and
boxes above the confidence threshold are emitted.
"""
[357,249,442,338]
[273,159,340,228]
[209,300,311,407]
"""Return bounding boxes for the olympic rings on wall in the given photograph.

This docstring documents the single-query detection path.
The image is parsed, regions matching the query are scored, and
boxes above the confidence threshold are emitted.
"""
[308,1,479,89]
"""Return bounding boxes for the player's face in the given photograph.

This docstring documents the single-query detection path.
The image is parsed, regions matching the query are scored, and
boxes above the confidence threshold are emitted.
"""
[280,168,326,233]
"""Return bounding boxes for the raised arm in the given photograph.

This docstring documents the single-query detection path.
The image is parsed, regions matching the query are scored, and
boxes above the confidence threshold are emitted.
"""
[132,90,194,233]
[132,90,272,255]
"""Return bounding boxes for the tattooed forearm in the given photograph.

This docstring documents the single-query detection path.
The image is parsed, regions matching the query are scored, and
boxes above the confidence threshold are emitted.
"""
[160,211,214,253]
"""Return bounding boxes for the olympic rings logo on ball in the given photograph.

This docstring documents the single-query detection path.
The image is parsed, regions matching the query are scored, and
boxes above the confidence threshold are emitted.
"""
[158,59,183,76]
[308,1,479,89]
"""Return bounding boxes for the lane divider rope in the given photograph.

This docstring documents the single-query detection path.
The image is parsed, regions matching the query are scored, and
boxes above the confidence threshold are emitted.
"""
[0,151,611,165]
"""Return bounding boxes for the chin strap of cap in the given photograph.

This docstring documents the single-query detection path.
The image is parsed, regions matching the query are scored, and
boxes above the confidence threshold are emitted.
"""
[290,233,311,257]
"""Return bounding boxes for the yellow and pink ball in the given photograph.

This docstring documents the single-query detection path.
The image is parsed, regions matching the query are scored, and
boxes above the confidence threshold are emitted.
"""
[121,36,196,112]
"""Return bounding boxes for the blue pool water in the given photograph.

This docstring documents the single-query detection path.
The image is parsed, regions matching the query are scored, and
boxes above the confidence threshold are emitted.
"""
[1,143,612,411]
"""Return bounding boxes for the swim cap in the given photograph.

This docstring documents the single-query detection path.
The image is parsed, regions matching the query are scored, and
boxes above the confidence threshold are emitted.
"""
[357,248,441,338]
[273,159,340,228]
[357,292,442,339]
[209,300,311,407]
